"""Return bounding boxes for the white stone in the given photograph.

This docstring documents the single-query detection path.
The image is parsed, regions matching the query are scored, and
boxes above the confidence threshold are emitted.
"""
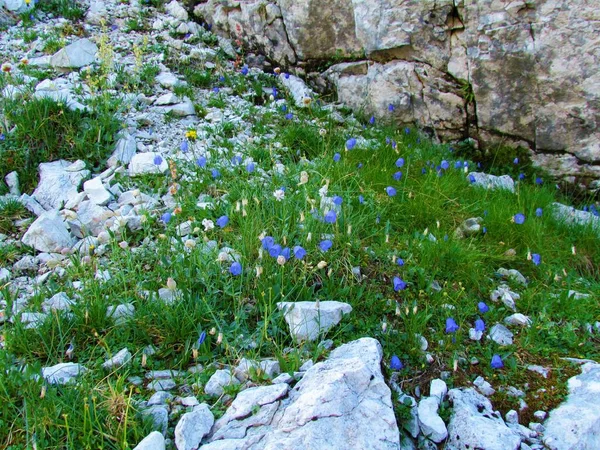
[489,324,514,346]
[469,328,483,341]
[142,405,169,434]
[111,132,137,165]
[0,268,11,282]
[128,153,169,176]
[174,403,214,450]
[4,0,34,13]
[497,268,528,286]
[165,0,188,21]
[102,348,132,369]
[234,358,281,381]
[505,313,532,327]
[147,391,174,406]
[41,292,74,313]
[473,376,496,396]
[430,379,448,405]
[279,73,314,108]
[490,284,520,310]
[154,93,180,106]
[418,396,448,443]
[147,379,176,391]
[22,210,75,253]
[277,301,352,342]
[551,203,600,233]
[83,177,112,206]
[106,303,135,325]
[133,431,165,450]
[86,0,108,25]
[42,362,87,384]
[156,72,185,88]
[543,363,600,450]
[50,39,98,69]
[446,388,521,450]
[468,172,515,192]
[32,160,89,211]
[163,99,195,117]
[204,369,240,397]
[5,171,20,195]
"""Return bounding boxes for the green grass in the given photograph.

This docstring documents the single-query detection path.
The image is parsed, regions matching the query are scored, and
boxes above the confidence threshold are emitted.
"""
[0,95,122,192]
[37,0,85,21]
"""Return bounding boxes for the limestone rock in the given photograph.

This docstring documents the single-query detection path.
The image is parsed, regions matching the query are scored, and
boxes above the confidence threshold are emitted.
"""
[133,431,166,450]
[102,348,132,370]
[418,396,447,443]
[22,210,75,253]
[50,39,98,69]
[32,160,89,211]
[142,405,169,434]
[204,369,240,397]
[446,388,521,450]
[489,324,514,346]
[174,404,214,450]
[83,177,112,206]
[110,132,137,165]
[277,301,352,342]
[42,362,87,384]
[279,73,314,107]
[129,153,169,176]
[468,172,515,192]
[41,292,74,313]
[454,217,483,239]
[551,203,600,234]
[543,363,600,450]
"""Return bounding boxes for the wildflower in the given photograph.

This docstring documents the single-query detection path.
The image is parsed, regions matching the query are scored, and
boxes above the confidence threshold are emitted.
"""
[230,262,242,275]
[180,140,189,153]
[346,138,357,150]
[396,158,405,168]
[202,218,214,231]
[160,212,172,224]
[241,65,249,76]
[293,245,306,259]
[324,210,337,224]
[272,87,278,98]
[445,317,459,333]
[262,236,275,250]
[475,319,485,332]
[298,171,309,185]
[519,173,525,180]
[513,157,519,164]
[535,177,543,185]
[216,215,229,228]
[393,171,403,181]
[273,189,285,201]
[397,258,404,266]
[196,156,207,167]
[319,240,333,252]
[491,354,504,369]
[153,154,163,166]
[166,277,177,290]
[317,260,327,269]
[211,169,221,179]
[388,104,395,112]
[369,116,375,125]
[536,208,543,217]
[385,186,397,197]
[332,195,343,206]
[404,127,410,134]
[441,160,449,170]
[392,140,397,149]
[513,213,526,225]
[358,195,364,204]
[212,87,220,94]
[277,255,286,265]
[185,129,197,140]
[269,244,282,258]
[319,128,327,136]
[469,174,476,183]
[390,355,403,370]
[1,63,12,73]
[478,302,489,313]
[333,153,341,162]
[393,277,406,291]
[285,113,293,120]
[302,97,312,106]
[532,253,541,266]
[184,239,196,249]
[231,155,242,165]
[422,168,428,175]
[196,331,207,347]
[0,133,5,141]
[255,265,263,277]
[246,162,255,173]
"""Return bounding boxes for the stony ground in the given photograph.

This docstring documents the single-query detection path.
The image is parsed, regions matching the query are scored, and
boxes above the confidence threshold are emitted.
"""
[1,1,600,449]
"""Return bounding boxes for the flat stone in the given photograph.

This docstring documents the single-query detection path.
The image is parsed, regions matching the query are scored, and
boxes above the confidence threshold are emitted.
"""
[133,431,166,450]
[204,369,239,397]
[174,403,214,450]
[155,72,185,88]
[41,292,74,313]
[277,301,352,342]
[102,348,132,369]
[551,203,600,233]
[497,268,528,286]
[418,396,448,443]
[129,153,169,176]
[83,177,112,206]
[543,363,600,450]
[430,379,448,405]
[454,217,483,239]
[22,210,75,253]
[110,132,137,165]
[142,405,169,434]
[148,391,174,406]
[106,303,135,325]
[505,314,532,327]
[154,93,180,105]
[446,388,521,450]
[32,160,89,211]
[489,324,514,346]
[50,38,98,69]
[42,362,87,385]
[473,376,496,396]
[148,379,177,391]
[468,172,515,192]
[234,358,280,381]
[490,284,520,310]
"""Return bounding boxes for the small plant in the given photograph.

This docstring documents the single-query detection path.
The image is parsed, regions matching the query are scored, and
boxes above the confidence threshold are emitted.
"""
[37,0,85,21]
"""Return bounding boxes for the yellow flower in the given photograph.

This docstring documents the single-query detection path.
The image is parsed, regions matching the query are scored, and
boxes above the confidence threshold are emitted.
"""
[185,129,197,140]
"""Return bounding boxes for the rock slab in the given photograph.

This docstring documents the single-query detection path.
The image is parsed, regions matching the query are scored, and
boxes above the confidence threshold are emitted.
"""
[277,300,352,342]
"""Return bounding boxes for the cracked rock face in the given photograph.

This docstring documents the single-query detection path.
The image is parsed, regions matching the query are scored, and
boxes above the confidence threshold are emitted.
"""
[200,337,400,449]
[196,0,600,189]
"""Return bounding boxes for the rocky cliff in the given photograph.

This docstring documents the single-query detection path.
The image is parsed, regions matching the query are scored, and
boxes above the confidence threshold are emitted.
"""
[193,0,600,190]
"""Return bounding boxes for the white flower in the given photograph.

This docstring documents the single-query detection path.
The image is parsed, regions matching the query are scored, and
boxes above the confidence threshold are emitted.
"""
[184,239,196,249]
[118,241,129,249]
[276,255,286,266]
[273,162,285,174]
[202,219,214,231]
[317,260,327,269]
[273,189,285,201]
[217,251,229,262]
[166,277,177,290]
[256,266,263,277]
[319,128,327,136]
[318,183,329,198]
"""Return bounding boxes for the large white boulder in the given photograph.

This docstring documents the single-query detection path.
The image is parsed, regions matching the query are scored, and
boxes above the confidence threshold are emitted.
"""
[22,210,76,253]
[277,300,352,342]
